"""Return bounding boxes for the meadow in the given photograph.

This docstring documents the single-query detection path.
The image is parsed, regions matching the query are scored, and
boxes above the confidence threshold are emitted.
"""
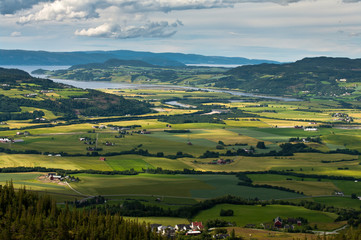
[68,173,300,200]
[194,204,342,231]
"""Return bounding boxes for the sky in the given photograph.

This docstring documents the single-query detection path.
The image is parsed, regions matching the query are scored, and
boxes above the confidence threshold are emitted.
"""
[0,0,361,62]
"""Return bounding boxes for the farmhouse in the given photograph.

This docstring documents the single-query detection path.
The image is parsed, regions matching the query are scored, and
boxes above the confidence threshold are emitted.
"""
[99,157,106,161]
[48,173,62,181]
[335,191,344,196]
[157,226,175,237]
[16,131,29,136]
[190,221,204,231]
[175,224,191,232]
[25,93,37,98]
[0,138,11,143]
[274,217,282,228]
[304,127,317,131]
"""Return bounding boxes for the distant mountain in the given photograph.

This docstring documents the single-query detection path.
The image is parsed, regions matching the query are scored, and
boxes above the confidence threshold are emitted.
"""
[0,49,278,67]
[216,57,361,97]
[69,59,157,70]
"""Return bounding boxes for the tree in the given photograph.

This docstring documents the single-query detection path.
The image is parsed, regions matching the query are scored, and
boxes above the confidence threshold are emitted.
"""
[256,141,266,149]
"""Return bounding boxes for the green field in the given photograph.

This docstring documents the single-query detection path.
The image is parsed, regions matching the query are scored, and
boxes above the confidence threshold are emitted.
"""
[0,172,81,201]
[66,174,301,200]
[194,204,342,231]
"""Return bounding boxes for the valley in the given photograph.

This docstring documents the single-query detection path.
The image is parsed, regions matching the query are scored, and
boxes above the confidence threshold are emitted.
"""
[1,62,361,238]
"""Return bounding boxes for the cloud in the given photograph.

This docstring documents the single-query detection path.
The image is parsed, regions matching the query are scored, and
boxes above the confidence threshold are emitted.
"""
[4,0,361,18]
[13,0,361,24]
[18,0,99,24]
[0,0,54,14]
[10,31,22,37]
[75,21,181,38]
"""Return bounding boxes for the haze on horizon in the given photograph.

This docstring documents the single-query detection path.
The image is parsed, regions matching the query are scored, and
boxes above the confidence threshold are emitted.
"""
[0,0,360,62]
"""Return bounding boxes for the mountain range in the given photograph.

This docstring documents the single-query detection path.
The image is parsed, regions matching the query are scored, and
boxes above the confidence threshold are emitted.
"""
[0,49,279,67]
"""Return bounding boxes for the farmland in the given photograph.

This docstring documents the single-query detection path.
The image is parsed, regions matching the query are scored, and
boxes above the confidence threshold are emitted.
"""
[2,68,361,236]
[194,204,342,230]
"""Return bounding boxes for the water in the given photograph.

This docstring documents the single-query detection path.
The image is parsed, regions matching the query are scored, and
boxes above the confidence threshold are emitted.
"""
[165,101,197,108]
[2,65,301,102]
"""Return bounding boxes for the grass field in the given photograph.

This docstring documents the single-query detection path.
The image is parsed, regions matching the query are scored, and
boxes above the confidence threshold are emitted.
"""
[0,172,81,201]
[312,196,361,210]
[248,173,361,196]
[248,174,340,196]
[68,174,301,200]
[194,204,342,231]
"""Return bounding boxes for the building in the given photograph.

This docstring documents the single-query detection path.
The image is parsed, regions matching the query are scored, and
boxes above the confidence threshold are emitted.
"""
[274,217,282,228]
[304,128,318,131]
[190,222,204,231]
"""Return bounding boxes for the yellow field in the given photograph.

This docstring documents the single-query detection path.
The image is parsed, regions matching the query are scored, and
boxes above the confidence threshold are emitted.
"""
[20,107,60,119]
[179,153,359,173]
[224,119,270,128]
[259,118,314,128]
[178,128,269,145]
[0,153,112,171]
[99,119,166,129]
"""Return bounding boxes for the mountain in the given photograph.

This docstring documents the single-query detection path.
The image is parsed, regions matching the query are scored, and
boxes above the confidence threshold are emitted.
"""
[69,59,158,70]
[0,49,278,67]
[215,57,361,97]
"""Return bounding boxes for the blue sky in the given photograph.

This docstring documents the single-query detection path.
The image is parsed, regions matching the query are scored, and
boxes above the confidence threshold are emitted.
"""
[0,0,360,61]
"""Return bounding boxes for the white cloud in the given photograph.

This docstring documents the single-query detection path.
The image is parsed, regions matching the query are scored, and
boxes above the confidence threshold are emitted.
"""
[1,0,361,60]
[75,21,181,38]
[10,31,22,37]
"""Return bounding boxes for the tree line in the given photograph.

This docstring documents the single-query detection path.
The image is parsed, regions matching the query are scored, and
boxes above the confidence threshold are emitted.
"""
[0,182,165,240]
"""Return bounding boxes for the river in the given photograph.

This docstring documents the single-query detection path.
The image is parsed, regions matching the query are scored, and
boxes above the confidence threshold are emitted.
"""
[1,65,301,102]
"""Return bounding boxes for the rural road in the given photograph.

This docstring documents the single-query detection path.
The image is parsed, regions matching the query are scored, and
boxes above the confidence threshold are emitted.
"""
[313,224,348,235]
[65,182,93,197]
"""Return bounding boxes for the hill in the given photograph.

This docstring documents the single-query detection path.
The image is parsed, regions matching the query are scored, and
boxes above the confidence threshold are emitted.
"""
[0,67,151,121]
[215,57,361,97]
[69,58,158,70]
[0,49,278,67]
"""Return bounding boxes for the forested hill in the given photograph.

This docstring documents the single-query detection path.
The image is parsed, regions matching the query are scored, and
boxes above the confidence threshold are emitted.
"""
[70,58,157,70]
[0,67,32,80]
[0,49,278,67]
[0,183,164,239]
[215,57,361,97]
[0,68,151,120]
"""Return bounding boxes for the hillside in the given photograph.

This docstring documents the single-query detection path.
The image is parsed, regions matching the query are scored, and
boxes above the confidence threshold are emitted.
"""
[0,49,278,67]
[216,57,361,97]
[69,59,158,70]
[0,67,151,121]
